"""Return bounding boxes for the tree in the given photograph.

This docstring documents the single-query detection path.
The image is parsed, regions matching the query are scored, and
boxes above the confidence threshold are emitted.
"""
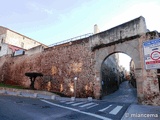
[25,72,43,90]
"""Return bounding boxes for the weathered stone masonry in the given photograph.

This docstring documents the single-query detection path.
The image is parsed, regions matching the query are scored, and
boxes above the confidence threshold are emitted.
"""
[0,38,96,98]
[0,16,159,105]
[88,16,160,104]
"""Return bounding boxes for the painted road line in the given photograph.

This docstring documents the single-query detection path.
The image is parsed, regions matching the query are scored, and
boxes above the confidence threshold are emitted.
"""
[72,102,86,106]
[87,104,98,109]
[65,101,75,104]
[41,100,112,120]
[79,103,95,108]
[99,105,112,112]
[109,106,123,115]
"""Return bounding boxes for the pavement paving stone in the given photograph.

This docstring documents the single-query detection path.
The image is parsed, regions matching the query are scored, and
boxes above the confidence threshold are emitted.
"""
[121,104,160,120]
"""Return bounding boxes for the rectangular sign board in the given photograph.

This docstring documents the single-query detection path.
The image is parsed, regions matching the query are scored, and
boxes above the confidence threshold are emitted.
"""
[143,38,160,69]
[14,49,25,56]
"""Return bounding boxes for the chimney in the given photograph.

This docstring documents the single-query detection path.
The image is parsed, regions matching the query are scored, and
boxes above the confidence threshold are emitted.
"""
[94,24,100,34]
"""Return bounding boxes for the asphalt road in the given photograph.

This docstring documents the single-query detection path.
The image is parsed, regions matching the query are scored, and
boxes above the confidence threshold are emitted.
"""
[0,95,132,120]
[102,81,137,103]
[0,81,136,120]
[0,95,100,120]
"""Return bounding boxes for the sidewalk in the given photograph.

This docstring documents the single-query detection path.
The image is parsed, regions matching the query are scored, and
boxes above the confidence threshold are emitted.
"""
[102,81,160,120]
[121,103,160,120]
[0,87,94,102]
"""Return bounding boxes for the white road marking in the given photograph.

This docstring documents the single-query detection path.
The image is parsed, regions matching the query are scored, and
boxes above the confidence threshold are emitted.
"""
[109,106,123,115]
[41,100,112,120]
[99,105,112,112]
[79,103,95,107]
[72,102,86,106]
[87,104,98,109]
[65,101,75,104]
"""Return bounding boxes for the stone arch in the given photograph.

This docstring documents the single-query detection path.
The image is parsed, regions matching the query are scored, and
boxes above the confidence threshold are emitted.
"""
[93,39,142,99]
[100,51,136,95]
[90,16,159,104]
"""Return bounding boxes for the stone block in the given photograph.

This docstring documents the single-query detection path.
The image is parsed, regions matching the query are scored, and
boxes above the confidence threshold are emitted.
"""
[132,48,140,59]
[16,91,22,96]
[33,93,38,98]
[0,90,7,94]
[114,42,122,49]
[88,97,92,101]
[51,95,56,100]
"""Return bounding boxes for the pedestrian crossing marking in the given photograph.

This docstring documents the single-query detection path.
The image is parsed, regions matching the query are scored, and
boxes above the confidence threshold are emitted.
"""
[60,101,124,115]
[42,100,112,120]
[87,104,98,109]
[60,101,99,109]
[64,101,99,109]
[99,105,112,112]
[79,102,95,107]
[65,101,75,104]
[109,106,123,115]
[72,102,86,106]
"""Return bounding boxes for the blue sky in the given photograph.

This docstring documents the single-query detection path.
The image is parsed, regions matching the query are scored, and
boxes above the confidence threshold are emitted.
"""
[1,0,160,46]
[1,0,160,71]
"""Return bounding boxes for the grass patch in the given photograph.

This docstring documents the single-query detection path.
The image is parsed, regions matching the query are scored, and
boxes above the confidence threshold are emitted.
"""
[0,83,24,89]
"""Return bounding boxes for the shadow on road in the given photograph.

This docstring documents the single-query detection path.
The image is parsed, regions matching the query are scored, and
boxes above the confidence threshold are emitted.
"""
[102,81,137,103]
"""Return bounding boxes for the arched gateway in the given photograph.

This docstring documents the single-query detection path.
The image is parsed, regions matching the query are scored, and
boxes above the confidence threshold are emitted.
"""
[0,16,159,106]
[90,16,160,104]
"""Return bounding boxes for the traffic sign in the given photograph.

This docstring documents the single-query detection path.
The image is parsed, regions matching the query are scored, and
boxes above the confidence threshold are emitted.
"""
[143,38,160,69]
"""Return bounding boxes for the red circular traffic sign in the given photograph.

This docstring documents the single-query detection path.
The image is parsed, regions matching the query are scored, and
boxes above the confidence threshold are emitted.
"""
[151,51,160,60]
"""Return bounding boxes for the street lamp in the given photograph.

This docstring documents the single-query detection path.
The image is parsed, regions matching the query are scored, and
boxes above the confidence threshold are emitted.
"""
[74,77,78,98]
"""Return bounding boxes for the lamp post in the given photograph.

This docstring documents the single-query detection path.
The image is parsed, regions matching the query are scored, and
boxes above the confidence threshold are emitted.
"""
[74,77,78,98]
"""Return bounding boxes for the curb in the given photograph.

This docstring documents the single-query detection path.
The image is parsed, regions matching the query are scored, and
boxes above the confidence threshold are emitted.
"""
[0,87,95,102]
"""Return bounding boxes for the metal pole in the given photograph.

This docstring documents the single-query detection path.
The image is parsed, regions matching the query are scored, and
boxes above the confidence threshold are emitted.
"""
[74,80,76,98]
[74,77,77,98]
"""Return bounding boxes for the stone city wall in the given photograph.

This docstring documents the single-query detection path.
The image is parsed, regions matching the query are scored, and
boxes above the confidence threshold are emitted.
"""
[138,31,160,105]
[0,38,96,98]
[25,45,44,55]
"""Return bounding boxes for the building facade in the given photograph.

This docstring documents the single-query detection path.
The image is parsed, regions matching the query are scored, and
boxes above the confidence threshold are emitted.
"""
[0,26,47,56]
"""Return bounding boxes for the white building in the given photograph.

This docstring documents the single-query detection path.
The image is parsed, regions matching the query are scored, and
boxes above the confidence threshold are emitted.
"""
[0,26,47,57]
